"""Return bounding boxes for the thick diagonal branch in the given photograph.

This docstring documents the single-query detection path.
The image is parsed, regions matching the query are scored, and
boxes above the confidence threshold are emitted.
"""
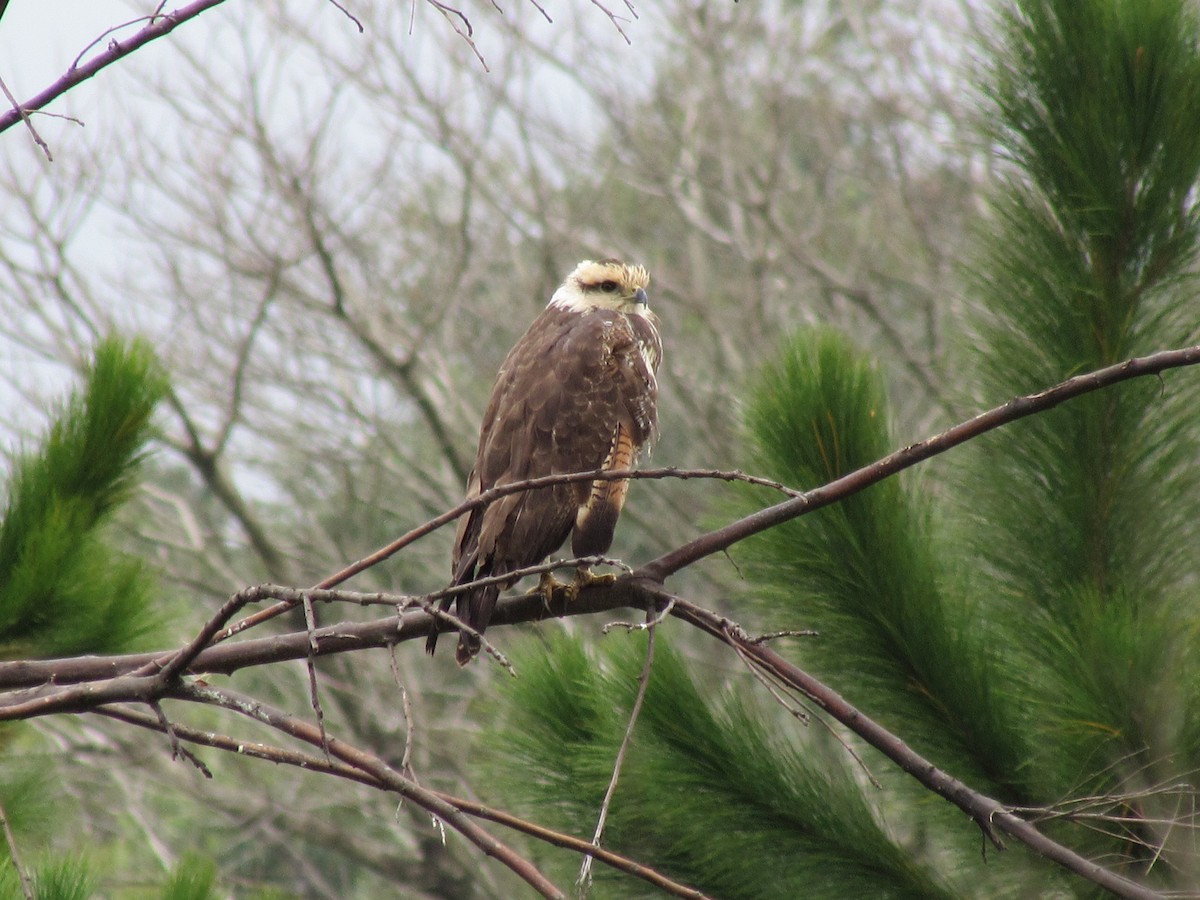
[637,344,1200,581]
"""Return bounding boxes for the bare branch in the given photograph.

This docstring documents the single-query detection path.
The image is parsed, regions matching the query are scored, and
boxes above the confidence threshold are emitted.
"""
[94,702,713,899]
[319,466,798,585]
[180,682,567,898]
[589,0,637,44]
[0,0,230,136]
[659,589,1164,900]
[427,0,490,71]
[387,645,418,778]
[638,344,1200,581]
[218,344,1200,641]
[301,593,331,760]
[0,348,1196,897]
[32,577,1166,898]
[325,0,365,32]
[3,344,1198,699]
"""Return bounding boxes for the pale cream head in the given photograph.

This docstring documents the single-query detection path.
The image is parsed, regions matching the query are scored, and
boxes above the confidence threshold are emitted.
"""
[549,258,651,313]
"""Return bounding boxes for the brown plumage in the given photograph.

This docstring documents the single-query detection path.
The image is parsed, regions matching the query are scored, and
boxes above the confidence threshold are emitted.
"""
[426,259,662,665]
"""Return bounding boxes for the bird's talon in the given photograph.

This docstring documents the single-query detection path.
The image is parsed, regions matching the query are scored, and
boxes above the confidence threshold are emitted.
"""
[566,568,617,602]
[537,571,568,609]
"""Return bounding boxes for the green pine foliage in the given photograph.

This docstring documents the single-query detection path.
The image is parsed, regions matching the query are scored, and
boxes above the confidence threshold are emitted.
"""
[0,337,168,658]
[488,634,960,899]
[0,855,227,900]
[956,0,1200,866]
[158,855,217,900]
[738,329,1022,790]
[480,0,1200,893]
[0,858,93,900]
[28,861,94,900]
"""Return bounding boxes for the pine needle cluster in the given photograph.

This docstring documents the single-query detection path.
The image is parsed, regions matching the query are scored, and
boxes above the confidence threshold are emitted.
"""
[0,337,168,658]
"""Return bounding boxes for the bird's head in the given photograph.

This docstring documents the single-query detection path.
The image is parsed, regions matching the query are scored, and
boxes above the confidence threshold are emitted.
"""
[549,258,651,314]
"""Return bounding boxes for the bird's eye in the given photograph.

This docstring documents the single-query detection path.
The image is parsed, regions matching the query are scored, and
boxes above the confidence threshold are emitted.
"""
[598,280,620,293]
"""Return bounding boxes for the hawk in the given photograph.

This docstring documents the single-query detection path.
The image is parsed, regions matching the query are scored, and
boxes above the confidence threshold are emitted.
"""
[426,258,662,665]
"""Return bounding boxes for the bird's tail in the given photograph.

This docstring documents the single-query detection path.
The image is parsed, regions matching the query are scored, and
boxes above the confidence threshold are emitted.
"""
[425,551,500,665]
[453,581,500,665]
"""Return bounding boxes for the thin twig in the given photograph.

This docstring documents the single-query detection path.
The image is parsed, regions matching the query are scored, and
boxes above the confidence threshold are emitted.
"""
[301,594,331,761]
[603,596,674,633]
[387,645,418,779]
[580,606,659,891]
[750,629,820,644]
[0,795,33,900]
[71,16,155,71]
[0,71,51,160]
[525,0,552,22]
[151,700,212,777]
[325,0,364,31]
[133,583,268,681]
[151,700,182,760]
[427,0,489,70]
[589,0,635,43]
[727,631,884,789]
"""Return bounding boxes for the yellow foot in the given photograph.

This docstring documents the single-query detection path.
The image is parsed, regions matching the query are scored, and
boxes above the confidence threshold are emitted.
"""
[564,567,617,602]
[537,571,568,609]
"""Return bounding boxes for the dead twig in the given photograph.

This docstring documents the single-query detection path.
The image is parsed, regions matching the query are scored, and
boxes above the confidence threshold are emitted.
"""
[387,645,418,780]
[0,72,51,160]
[589,0,637,44]
[427,0,489,70]
[301,593,331,761]
[324,0,364,32]
[580,605,660,890]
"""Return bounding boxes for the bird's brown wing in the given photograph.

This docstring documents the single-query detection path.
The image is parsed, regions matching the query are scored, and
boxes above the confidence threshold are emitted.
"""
[453,305,594,580]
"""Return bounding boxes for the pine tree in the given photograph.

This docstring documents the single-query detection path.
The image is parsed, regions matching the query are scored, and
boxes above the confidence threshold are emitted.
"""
[0,339,225,899]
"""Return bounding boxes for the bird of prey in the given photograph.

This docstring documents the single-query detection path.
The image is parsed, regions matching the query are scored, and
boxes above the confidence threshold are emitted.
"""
[426,258,662,665]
